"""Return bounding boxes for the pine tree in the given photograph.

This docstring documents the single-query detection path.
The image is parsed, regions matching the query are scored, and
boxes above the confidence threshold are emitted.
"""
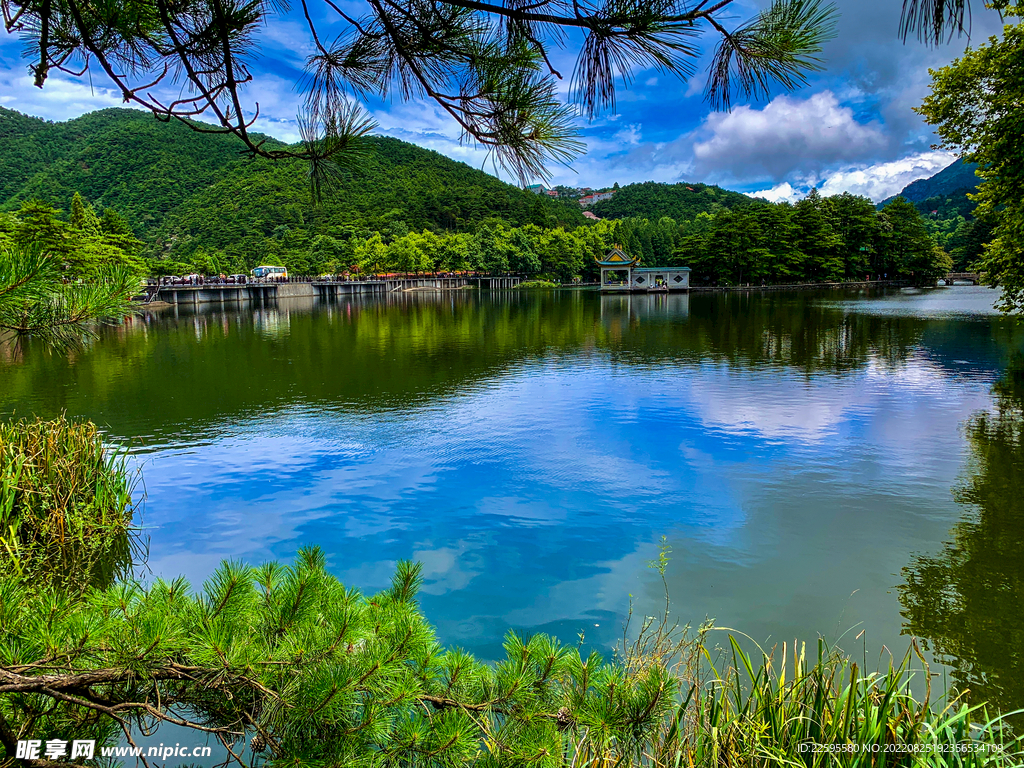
[877,198,952,285]
[793,190,843,281]
[68,192,100,235]
[0,551,674,767]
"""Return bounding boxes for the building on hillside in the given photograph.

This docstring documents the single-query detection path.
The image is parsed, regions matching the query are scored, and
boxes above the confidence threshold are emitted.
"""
[579,190,615,207]
[526,183,559,196]
[595,245,690,293]
[582,211,601,221]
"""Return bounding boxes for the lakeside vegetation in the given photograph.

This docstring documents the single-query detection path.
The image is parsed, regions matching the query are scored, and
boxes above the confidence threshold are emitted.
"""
[0,416,137,594]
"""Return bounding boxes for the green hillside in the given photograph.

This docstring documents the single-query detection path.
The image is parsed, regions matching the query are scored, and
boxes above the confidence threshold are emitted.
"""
[0,107,259,232]
[877,159,991,272]
[0,107,48,142]
[590,180,752,220]
[0,107,586,264]
[149,136,588,264]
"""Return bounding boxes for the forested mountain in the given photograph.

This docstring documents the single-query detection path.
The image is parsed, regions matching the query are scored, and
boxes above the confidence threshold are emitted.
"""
[149,136,587,266]
[0,107,49,142]
[0,107,586,255]
[876,160,989,272]
[0,107,258,232]
[591,181,750,220]
[880,159,981,222]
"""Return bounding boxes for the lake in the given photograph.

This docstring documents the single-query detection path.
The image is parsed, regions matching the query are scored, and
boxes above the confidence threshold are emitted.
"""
[2,285,1022,713]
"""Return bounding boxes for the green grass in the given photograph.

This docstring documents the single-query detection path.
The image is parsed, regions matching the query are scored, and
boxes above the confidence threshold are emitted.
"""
[0,415,139,593]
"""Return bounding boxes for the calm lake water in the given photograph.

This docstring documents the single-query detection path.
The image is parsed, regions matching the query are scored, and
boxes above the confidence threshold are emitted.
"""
[3,286,1023,712]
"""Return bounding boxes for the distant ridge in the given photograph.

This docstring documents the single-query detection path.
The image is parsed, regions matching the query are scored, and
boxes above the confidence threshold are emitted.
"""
[879,159,980,210]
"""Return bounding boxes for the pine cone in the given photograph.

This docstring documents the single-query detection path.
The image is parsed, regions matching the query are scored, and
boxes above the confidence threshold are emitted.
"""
[556,707,574,731]
[250,733,266,753]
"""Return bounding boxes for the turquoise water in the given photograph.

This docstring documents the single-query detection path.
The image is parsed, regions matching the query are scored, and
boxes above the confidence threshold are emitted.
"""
[2,286,1021,698]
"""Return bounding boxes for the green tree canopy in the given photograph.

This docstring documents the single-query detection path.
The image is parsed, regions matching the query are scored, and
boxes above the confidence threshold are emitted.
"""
[916,3,1024,312]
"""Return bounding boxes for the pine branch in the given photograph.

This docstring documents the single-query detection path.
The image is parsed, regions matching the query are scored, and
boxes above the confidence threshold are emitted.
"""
[1,0,839,185]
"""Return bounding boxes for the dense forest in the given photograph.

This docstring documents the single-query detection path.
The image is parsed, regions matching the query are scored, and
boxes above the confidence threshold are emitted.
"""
[0,107,962,285]
[590,180,752,221]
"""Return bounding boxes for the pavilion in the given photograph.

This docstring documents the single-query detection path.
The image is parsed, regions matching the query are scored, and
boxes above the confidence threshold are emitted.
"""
[595,246,691,293]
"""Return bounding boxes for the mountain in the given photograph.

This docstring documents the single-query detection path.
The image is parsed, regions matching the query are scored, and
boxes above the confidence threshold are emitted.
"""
[148,136,587,263]
[0,106,260,232]
[879,159,981,217]
[590,180,753,221]
[0,107,587,262]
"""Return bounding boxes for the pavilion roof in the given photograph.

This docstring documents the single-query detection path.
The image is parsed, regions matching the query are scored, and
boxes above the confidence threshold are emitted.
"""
[594,245,638,267]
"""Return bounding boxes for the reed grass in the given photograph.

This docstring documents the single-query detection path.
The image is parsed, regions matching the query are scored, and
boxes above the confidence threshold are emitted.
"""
[0,415,139,592]
[568,540,1024,768]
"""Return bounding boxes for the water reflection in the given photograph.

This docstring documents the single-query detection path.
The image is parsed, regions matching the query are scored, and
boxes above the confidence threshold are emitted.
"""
[0,286,1022,676]
[900,355,1024,714]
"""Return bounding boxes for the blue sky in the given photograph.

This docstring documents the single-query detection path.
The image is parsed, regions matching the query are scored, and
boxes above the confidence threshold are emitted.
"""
[0,0,1002,201]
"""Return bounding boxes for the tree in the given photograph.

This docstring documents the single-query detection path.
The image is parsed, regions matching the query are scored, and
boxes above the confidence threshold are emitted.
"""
[473,223,510,274]
[506,229,542,275]
[876,197,952,285]
[532,228,585,282]
[13,202,71,264]
[2,0,837,189]
[823,193,876,279]
[916,3,1024,311]
[68,192,100,235]
[792,189,843,281]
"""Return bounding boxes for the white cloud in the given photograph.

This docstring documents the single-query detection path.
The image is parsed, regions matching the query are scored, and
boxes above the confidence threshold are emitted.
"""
[692,91,887,181]
[0,69,129,121]
[614,123,642,146]
[817,150,956,201]
[749,181,801,203]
